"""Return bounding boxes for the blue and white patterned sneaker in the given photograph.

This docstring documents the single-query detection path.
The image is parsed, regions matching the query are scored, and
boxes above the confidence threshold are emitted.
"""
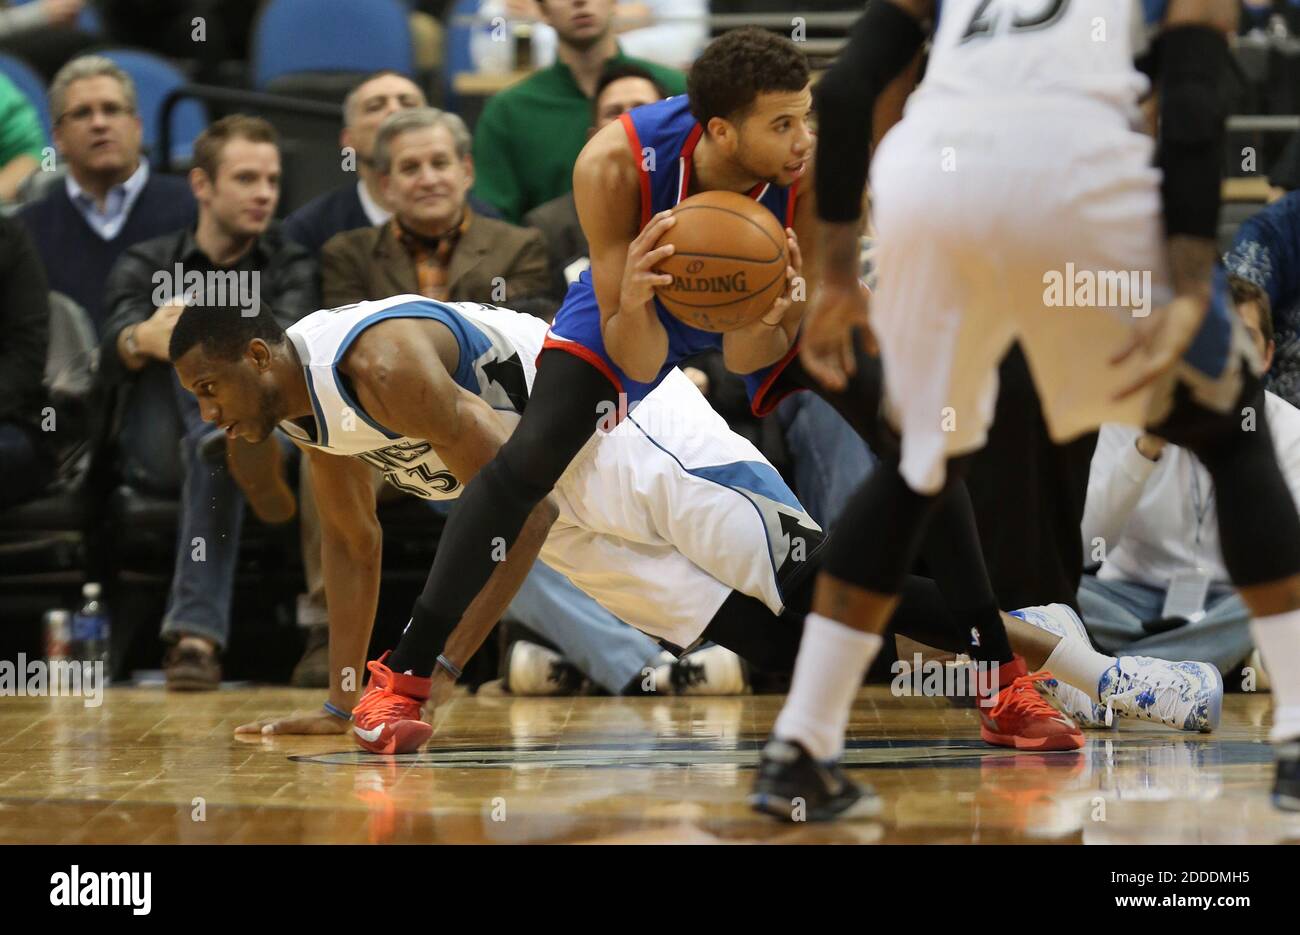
[1098,656,1224,733]
[1037,675,1113,729]
[1008,605,1113,729]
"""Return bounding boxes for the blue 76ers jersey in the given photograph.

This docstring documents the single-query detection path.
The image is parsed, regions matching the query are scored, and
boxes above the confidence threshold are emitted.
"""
[544,95,801,415]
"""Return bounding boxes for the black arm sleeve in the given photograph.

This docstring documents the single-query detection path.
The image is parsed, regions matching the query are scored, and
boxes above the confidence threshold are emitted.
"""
[1155,25,1229,240]
[814,0,927,223]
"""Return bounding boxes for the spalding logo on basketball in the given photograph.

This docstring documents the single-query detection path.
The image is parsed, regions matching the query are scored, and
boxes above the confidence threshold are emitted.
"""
[652,190,788,333]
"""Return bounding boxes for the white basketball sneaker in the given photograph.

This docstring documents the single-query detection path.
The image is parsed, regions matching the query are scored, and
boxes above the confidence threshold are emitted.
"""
[671,645,750,695]
[502,640,585,696]
[1098,656,1224,732]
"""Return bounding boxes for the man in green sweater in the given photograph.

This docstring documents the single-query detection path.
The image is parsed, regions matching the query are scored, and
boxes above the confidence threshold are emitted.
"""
[0,73,45,202]
[471,0,685,223]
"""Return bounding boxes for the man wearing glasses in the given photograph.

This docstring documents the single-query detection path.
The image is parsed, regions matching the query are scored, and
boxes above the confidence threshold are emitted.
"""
[20,55,195,334]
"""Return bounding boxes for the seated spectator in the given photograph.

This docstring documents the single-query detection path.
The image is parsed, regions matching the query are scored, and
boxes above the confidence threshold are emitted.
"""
[471,0,686,222]
[1076,276,1300,674]
[0,73,44,202]
[524,60,667,299]
[284,71,502,256]
[0,214,53,509]
[321,107,553,316]
[1225,189,1300,405]
[99,115,318,691]
[20,55,196,333]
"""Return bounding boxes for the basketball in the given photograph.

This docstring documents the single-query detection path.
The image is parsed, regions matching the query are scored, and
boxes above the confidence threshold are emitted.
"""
[652,190,789,332]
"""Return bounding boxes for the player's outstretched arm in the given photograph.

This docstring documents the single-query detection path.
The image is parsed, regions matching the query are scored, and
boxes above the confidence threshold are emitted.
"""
[799,0,928,390]
[1113,0,1237,399]
[576,120,673,383]
[347,319,560,690]
[234,445,383,736]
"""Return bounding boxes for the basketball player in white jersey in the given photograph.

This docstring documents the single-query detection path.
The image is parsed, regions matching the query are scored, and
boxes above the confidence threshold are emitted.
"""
[753,0,1300,819]
[169,294,830,751]
[170,293,1220,761]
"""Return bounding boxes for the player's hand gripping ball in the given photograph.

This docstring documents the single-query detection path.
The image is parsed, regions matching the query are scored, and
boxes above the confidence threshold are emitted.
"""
[652,190,789,332]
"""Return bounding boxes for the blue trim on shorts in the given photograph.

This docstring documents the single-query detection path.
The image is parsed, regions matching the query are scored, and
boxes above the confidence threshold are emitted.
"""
[625,413,807,593]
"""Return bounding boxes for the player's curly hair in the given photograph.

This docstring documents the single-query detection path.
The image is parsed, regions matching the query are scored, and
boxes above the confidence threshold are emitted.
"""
[687,27,810,126]
[169,299,286,363]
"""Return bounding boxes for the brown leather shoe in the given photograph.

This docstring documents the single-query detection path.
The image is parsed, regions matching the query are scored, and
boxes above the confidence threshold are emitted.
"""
[164,640,221,691]
[290,625,330,688]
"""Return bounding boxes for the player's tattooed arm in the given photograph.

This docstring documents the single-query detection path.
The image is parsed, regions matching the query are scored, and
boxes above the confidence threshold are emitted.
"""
[346,319,561,669]
[235,445,381,735]
[576,119,673,383]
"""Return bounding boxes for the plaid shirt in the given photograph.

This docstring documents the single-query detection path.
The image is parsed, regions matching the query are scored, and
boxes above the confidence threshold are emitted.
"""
[393,209,472,301]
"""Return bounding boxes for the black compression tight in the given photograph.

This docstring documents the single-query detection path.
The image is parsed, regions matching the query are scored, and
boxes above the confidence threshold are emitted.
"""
[388,350,620,676]
[778,354,1012,662]
[699,569,982,676]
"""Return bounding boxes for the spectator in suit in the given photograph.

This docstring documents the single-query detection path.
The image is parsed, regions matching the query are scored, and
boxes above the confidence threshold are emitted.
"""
[471,0,686,222]
[524,60,667,300]
[20,55,196,333]
[283,70,501,256]
[100,115,318,691]
[321,107,553,317]
[0,214,53,510]
[282,71,425,256]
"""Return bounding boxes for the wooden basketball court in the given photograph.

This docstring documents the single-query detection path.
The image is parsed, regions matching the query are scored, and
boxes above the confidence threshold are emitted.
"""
[2,687,1296,844]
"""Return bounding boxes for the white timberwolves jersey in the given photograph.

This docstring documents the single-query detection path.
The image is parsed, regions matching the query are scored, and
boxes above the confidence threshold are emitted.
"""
[919,0,1155,116]
[277,294,825,645]
[279,295,540,500]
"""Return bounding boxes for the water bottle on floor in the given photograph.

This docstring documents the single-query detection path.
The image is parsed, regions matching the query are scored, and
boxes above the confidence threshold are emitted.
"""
[71,582,111,670]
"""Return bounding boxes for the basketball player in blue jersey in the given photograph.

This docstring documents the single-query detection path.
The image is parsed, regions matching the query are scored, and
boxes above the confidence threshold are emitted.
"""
[753,0,1300,819]
[338,25,1093,758]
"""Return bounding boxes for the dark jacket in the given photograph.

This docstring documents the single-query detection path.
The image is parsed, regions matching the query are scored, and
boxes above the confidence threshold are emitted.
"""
[320,213,555,318]
[0,215,50,431]
[99,223,319,389]
[19,171,196,333]
[523,190,586,303]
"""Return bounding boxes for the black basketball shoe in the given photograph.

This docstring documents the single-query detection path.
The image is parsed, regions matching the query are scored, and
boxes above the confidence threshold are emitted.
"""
[1275,741,1300,811]
[749,738,881,822]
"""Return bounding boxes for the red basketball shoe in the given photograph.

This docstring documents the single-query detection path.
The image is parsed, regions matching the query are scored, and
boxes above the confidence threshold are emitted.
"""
[978,656,1084,751]
[352,653,433,754]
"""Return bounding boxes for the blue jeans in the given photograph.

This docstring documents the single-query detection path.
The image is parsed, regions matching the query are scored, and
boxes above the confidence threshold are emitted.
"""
[119,365,245,650]
[776,392,877,529]
[1077,574,1254,674]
